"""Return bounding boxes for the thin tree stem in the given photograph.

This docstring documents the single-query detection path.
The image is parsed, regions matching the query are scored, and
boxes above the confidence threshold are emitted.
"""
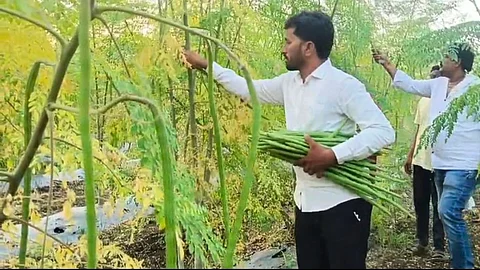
[94,15,132,78]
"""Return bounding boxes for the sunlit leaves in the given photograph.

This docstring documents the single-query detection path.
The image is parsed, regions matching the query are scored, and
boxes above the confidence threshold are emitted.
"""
[0,16,57,175]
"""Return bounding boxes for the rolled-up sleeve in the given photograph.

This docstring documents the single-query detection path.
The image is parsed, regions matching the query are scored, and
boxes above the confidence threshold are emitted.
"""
[213,62,286,105]
[331,78,396,164]
[392,70,434,98]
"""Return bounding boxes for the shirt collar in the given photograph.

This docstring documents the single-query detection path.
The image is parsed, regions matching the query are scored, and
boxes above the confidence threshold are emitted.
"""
[465,73,480,84]
[311,58,332,79]
[295,58,333,82]
[454,73,478,90]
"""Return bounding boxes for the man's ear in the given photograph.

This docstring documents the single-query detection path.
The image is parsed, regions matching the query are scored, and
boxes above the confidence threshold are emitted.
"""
[304,41,315,57]
[455,58,463,69]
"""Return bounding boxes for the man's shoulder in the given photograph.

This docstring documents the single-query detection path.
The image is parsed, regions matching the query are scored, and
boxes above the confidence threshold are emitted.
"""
[468,73,480,85]
[329,66,365,87]
[433,76,449,83]
[457,74,480,94]
[276,70,299,80]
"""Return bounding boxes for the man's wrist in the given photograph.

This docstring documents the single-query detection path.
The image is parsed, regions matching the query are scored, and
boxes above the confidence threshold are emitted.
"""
[323,149,339,168]
[407,147,415,159]
[382,59,392,68]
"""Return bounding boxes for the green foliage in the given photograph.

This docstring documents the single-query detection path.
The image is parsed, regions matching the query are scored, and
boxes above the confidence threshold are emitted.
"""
[246,155,295,231]
[155,165,226,267]
[113,76,225,267]
[420,83,480,149]
[1,0,479,268]
[399,21,480,70]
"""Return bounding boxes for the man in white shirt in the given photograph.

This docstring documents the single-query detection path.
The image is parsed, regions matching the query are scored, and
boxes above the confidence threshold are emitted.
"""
[185,11,395,269]
[373,43,479,269]
[404,66,446,260]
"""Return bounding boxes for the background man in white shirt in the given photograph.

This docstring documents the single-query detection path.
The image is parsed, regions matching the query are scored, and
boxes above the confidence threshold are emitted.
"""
[373,43,479,269]
[185,10,395,269]
[404,65,446,260]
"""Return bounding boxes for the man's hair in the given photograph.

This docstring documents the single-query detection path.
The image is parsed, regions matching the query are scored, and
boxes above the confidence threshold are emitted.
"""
[284,11,334,59]
[448,42,475,72]
[431,65,440,71]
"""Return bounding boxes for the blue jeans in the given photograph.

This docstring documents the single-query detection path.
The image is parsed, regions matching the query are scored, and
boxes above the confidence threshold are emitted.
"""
[434,169,479,269]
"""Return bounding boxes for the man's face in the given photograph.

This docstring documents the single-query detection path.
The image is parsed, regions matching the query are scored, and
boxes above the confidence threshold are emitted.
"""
[282,28,306,71]
[440,54,460,77]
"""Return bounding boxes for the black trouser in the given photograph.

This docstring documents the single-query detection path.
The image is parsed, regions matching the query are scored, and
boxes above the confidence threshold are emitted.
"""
[294,198,372,269]
[412,165,445,251]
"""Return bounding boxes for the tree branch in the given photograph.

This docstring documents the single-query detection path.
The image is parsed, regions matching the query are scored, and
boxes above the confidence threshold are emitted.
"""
[5,99,20,114]
[8,217,75,254]
[46,104,80,114]
[11,35,78,184]
[91,11,263,267]
[40,110,55,268]
[48,94,179,267]
[94,6,246,70]
[0,111,23,135]
[330,0,340,19]
[470,0,480,16]
[93,15,132,78]
[0,30,80,227]
[0,7,67,48]
[0,171,13,179]
[103,72,133,116]
[19,60,56,268]
[48,95,160,116]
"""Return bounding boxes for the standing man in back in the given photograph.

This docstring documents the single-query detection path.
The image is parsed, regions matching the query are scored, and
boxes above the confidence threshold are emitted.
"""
[373,42,479,269]
[404,65,446,261]
[185,10,395,269]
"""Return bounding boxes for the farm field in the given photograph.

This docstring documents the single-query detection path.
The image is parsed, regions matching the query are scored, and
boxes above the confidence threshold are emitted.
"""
[0,0,479,268]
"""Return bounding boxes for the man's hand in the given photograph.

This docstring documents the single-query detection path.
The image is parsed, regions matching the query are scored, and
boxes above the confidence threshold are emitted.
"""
[371,49,389,66]
[371,49,397,79]
[183,50,208,70]
[404,154,413,176]
[293,134,338,178]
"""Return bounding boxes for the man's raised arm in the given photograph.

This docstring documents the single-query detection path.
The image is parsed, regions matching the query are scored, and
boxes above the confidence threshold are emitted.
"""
[184,50,286,105]
[372,50,435,98]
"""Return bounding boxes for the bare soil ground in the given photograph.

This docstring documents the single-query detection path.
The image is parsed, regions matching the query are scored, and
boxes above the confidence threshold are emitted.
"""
[96,206,480,269]
[99,218,172,269]
[6,179,113,219]
[5,179,480,269]
[366,210,480,269]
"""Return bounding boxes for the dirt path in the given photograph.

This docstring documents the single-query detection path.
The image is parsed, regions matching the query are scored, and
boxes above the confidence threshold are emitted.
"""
[366,210,480,269]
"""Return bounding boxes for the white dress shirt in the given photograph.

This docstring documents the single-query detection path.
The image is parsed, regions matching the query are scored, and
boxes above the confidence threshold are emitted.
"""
[213,59,396,212]
[393,70,480,170]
